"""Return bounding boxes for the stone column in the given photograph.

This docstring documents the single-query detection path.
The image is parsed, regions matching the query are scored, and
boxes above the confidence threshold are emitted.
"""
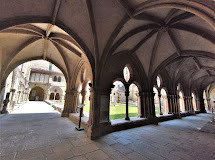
[167,95,180,117]
[188,96,194,113]
[184,96,188,112]
[176,95,181,118]
[62,88,78,117]
[0,83,6,111]
[1,92,10,114]
[158,93,163,115]
[87,86,111,139]
[207,98,211,111]
[137,93,143,117]
[80,89,86,117]
[140,92,157,123]
[8,89,16,111]
[167,95,173,114]
[196,98,200,111]
[125,85,130,120]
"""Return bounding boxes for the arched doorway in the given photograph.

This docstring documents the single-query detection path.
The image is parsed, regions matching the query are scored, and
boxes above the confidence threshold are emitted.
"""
[29,87,44,101]
[50,93,54,100]
[55,93,60,100]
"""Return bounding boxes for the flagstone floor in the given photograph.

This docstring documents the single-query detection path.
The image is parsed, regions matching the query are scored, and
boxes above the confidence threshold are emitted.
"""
[0,101,214,160]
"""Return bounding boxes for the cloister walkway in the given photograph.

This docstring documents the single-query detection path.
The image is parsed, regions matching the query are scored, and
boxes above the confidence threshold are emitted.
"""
[0,101,214,160]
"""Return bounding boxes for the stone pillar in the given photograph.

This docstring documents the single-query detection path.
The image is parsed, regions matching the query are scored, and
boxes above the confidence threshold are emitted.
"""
[62,88,78,117]
[80,89,86,117]
[167,95,173,114]
[87,86,111,139]
[176,95,181,118]
[8,89,16,111]
[199,91,207,113]
[140,92,157,124]
[1,92,10,114]
[207,98,211,111]
[125,85,130,120]
[167,95,180,116]
[183,96,188,111]
[158,93,163,115]
[137,93,143,117]
[196,98,200,111]
[17,91,21,104]
[188,96,194,112]
[0,83,6,111]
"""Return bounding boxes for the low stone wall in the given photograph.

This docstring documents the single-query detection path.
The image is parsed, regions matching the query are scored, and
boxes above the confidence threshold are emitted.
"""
[69,113,89,130]
[45,100,63,113]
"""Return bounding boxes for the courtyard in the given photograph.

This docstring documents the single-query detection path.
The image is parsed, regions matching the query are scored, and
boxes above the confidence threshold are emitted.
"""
[0,101,214,160]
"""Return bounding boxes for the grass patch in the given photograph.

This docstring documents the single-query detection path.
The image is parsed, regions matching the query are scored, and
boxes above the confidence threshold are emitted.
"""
[68,102,163,119]
[83,103,138,120]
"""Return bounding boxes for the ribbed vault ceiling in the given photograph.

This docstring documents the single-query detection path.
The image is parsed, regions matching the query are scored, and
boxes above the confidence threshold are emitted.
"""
[0,0,214,91]
[0,23,86,81]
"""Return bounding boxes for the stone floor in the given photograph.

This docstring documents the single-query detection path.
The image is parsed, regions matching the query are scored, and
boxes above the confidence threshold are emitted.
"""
[0,102,215,160]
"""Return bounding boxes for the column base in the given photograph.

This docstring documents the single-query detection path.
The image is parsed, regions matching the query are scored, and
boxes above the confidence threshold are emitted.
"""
[87,122,111,140]
[61,112,69,117]
[189,111,195,115]
[1,110,8,114]
[125,117,130,120]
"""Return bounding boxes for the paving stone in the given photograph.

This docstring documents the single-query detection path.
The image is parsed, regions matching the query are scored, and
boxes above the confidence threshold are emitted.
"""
[110,143,133,155]
[126,152,149,160]
[1,102,214,160]
[71,143,99,156]
[46,150,74,160]
[67,155,88,160]
[85,150,109,160]
[52,142,73,152]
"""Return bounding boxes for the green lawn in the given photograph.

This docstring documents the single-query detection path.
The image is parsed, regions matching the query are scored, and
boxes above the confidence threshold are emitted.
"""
[84,103,161,119]
[59,101,162,119]
[84,103,138,120]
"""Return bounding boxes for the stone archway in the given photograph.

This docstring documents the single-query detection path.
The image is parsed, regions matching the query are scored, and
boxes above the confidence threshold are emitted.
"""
[55,93,60,100]
[50,93,54,100]
[29,87,44,101]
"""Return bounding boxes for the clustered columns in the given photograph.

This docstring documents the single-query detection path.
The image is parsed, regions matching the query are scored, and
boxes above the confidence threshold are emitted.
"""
[62,88,78,117]
[196,98,201,111]
[125,85,130,120]
[140,92,156,119]
[207,98,211,111]
[184,96,194,114]
[167,95,180,117]
[87,86,112,139]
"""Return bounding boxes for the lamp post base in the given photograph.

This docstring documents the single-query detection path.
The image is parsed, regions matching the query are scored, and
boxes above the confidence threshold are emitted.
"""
[75,127,84,131]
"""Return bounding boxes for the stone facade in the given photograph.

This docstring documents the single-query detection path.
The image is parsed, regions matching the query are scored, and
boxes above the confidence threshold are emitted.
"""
[0,60,66,112]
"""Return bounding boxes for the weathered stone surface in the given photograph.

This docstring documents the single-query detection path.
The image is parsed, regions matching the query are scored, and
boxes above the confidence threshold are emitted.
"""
[0,102,214,160]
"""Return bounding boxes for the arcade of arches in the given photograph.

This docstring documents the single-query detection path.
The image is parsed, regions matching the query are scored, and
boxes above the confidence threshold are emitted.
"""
[0,0,215,140]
